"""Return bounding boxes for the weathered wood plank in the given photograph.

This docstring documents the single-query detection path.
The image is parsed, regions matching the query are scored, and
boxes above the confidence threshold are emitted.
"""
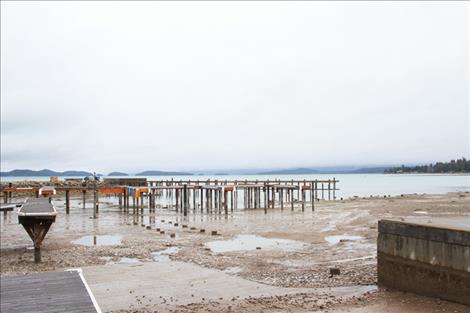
[1,270,99,313]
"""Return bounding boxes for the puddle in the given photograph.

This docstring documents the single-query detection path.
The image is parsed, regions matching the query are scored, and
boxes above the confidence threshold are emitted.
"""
[152,246,180,262]
[116,257,142,264]
[223,266,242,274]
[206,235,306,253]
[325,235,363,245]
[311,254,376,265]
[321,223,336,232]
[72,235,122,246]
[414,210,428,215]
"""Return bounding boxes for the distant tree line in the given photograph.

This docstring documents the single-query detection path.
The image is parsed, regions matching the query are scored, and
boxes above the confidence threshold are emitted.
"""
[385,158,470,173]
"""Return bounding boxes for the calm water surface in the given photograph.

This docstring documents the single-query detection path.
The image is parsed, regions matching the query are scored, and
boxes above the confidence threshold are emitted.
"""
[2,174,469,198]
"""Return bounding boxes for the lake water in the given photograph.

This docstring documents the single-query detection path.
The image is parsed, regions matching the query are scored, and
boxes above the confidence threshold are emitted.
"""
[1,174,469,198]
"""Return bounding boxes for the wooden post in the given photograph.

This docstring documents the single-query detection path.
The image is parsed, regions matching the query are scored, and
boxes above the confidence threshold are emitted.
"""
[224,189,228,214]
[301,188,305,212]
[266,187,270,209]
[218,189,222,213]
[290,189,294,211]
[315,180,318,200]
[192,188,196,212]
[243,188,247,209]
[280,188,284,210]
[183,184,188,216]
[132,194,136,214]
[96,190,99,213]
[263,187,267,210]
[82,190,86,209]
[153,189,157,209]
[118,193,123,210]
[123,191,127,212]
[65,190,70,214]
[333,178,336,200]
[200,188,204,212]
[3,191,7,204]
[311,182,315,211]
[93,189,98,219]
[230,190,234,211]
[328,180,331,200]
[272,187,275,208]
[234,188,238,210]
[175,189,179,212]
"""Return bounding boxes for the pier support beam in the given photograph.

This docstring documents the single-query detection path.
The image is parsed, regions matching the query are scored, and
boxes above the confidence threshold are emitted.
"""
[82,190,86,209]
[65,190,70,214]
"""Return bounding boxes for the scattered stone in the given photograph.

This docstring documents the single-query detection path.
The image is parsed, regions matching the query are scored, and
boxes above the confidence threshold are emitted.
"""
[170,233,176,238]
[211,231,218,236]
[182,225,188,228]
[329,268,340,276]
[146,226,151,230]
[200,229,205,233]
[174,223,179,227]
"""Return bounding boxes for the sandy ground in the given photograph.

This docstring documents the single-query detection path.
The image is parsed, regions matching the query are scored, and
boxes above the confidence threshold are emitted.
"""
[1,191,469,312]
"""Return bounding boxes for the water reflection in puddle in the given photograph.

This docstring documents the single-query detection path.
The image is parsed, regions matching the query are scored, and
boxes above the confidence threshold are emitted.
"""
[206,235,306,253]
[116,257,142,264]
[152,246,180,262]
[72,234,122,246]
[223,266,242,274]
[324,235,363,245]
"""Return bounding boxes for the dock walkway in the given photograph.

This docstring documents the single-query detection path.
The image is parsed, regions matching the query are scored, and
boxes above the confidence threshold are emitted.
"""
[0,270,101,313]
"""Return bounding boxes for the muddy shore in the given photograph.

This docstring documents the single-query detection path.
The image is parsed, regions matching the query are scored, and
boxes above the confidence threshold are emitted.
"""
[1,192,469,312]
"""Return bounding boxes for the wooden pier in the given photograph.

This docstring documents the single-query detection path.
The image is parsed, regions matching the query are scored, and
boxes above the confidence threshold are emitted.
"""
[1,178,339,217]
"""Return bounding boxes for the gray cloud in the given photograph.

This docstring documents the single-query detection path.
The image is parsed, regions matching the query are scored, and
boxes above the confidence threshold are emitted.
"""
[1,1,468,173]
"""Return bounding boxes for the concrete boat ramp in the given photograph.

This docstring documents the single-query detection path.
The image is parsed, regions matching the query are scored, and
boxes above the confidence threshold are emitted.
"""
[0,259,373,313]
[82,260,374,312]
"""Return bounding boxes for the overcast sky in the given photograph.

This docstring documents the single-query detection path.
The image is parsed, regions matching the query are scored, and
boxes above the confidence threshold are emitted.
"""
[1,1,468,173]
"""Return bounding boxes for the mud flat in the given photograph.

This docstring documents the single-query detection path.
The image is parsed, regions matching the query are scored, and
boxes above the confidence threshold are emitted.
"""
[1,192,470,312]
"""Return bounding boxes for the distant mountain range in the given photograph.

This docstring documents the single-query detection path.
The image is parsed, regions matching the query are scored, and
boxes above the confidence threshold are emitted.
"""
[1,166,397,177]
[0,169,94,177]
[256,166,393,175]
[107,172,129,176]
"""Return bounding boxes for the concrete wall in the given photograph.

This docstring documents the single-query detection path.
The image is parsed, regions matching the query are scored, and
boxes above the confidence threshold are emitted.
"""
[377,219,470,306]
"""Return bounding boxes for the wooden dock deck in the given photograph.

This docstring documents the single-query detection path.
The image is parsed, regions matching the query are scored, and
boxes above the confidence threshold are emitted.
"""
[0,270,101,313]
